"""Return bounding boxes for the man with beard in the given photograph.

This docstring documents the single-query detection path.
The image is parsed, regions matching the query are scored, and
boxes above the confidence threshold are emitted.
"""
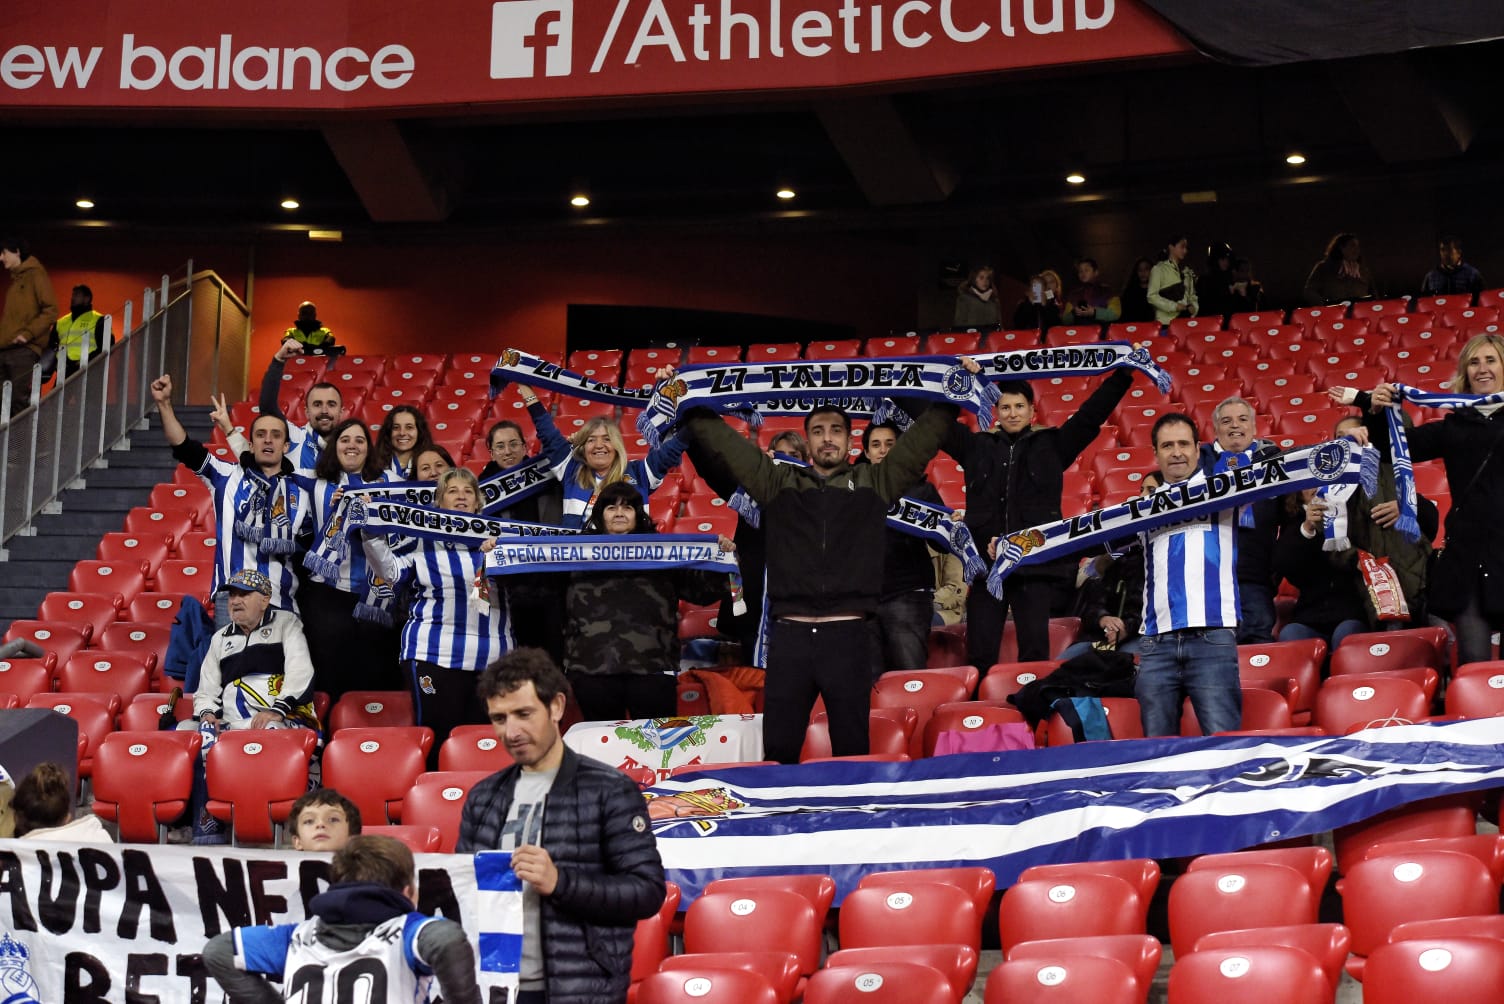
[254,337,345,473]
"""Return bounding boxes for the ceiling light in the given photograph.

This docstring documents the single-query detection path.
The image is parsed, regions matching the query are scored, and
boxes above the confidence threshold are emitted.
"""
[74,198,95,210]
[280,198,300,210]
[307,229,344,242]
[1285,151,1307,165]
[1065,172,1086,185]
[775,187,796,200]
[570,194,591,208]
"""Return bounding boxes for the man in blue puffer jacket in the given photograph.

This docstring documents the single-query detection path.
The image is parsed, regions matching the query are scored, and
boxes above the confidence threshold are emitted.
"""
[457,648,664,1004]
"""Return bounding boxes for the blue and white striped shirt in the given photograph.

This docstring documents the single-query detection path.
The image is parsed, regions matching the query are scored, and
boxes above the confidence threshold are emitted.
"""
[1140,487,1240,635]
[194,454,310,614]
[364,537,512,670]
[529,401,683,528]
[303,472,389,593]
[285,423,323,474]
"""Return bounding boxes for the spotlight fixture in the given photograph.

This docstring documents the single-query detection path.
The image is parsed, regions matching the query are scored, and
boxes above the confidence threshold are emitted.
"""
[1065,172,1086,185]
[1285,151,1307,165]
[775,187,796,200]
[75,198,95,210]
[280,198,300,210]
[570,194,591,208]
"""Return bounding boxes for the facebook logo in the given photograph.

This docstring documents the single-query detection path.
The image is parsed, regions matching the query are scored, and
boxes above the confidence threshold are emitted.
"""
[491,1,572,79]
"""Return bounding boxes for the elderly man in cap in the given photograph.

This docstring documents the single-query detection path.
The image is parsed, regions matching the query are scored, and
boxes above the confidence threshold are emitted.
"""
[178,569,319,843]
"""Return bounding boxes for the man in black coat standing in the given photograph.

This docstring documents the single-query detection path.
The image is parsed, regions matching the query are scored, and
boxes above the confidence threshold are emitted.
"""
[457,648,665,1004]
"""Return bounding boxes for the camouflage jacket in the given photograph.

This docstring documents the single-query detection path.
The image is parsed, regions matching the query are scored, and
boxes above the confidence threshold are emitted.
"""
[565,567,726,677]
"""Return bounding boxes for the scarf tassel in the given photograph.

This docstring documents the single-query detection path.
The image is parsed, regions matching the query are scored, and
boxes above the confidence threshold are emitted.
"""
[353,603,394,628]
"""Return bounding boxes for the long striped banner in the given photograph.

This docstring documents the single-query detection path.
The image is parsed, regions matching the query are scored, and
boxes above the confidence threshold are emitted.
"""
[648,719,1504,903]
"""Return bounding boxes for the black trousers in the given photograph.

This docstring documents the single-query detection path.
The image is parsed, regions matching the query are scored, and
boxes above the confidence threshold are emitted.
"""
[966,573,1068,670]
[410,660,487,771]
[298,580,403,704]
[763,619,878,764]
[568,672,677,722]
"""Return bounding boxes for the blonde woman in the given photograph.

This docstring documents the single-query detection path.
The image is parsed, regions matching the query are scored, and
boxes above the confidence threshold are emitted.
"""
[532,408,686,528]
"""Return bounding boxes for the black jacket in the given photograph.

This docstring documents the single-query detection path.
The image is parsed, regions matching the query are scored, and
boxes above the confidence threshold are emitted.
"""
[880,479,943,599]
[455,746,665,1004]
[1360,394,1504,618]
[681,404,956,618]
[1198,439,1285,588]
[941,370,1133,582]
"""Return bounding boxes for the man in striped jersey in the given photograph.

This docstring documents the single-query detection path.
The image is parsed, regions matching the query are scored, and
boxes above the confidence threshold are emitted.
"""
[152,374,311,620]
[255,338,344,472]
[1135,412,1242,737]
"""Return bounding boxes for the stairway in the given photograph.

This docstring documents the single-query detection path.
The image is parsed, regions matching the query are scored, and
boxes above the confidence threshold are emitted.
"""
[0,406,214,636]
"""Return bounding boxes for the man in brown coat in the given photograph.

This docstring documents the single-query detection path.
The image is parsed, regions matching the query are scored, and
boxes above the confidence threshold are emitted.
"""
[0,237,58,415]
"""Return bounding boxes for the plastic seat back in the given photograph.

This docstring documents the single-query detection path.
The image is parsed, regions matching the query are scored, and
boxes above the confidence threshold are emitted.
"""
[1336,851,1497,959]
[1192,923,1351,993]
[1167,944,1331,1004]
[321,727,433,824]
[397,770,491,853]
[635,968,778,1004]
[1005,934,1162,998]
[204,729,319,845]
[840,879,982,949]
[684,890,822,976]
[805,962,954,1004]
[656,950,798,1003]
[998,873,1144,951]
[57,651,153,703]
[1361,937,1504,1004]
[985,955,1141,1004]
[437,723,515,772]
[329,690,415,729]
[1167,862,1318,957]
[91,730,201,842]
[36,592,118,643]
[1018,859,1161,916]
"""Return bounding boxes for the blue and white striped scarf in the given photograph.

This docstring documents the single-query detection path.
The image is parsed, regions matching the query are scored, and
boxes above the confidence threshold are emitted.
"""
[970,341,1174,395]
[483,533,740,577]
[986,439,1379,596]
[346,455,557,517]
[489,347,654,409]
[1385,383,1504,542]
[635,356,1002,447]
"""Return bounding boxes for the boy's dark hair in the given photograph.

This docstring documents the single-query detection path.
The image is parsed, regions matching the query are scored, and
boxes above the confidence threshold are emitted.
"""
[290,788,363,835]
[1151,411,1200,448]
[330,835,413,891]
[477,646,571,707]
[12,762,72,836]
[995,380,1034,405]
[803,405,850,435]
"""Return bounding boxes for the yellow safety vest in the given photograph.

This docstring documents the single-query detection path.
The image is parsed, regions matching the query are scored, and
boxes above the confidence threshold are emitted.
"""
[55,310,109,361]
[284,324,333,347]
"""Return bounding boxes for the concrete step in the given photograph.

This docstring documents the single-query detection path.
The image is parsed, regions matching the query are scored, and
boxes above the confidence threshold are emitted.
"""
[0,560,76,590]
[52,487,155,512]
[77,466,174,490]
[4,533,99,562]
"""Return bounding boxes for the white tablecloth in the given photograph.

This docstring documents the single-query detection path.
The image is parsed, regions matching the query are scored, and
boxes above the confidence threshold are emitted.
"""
[565,714,763,782]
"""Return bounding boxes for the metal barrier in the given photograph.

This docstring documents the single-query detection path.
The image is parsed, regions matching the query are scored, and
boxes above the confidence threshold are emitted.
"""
[0,261,252,557]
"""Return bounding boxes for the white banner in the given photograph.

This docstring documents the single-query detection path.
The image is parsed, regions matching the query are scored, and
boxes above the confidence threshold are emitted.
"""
[0,841,515,1003]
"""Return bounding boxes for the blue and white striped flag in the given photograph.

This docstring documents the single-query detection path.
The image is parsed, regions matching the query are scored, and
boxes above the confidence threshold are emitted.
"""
[473,850,524,1000]
[649,719,1504,903]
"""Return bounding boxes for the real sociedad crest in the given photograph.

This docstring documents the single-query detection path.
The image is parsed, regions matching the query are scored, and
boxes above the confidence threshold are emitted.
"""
[1307,439,1352,483]
[941,364,976,402]
[0,933,42,1004]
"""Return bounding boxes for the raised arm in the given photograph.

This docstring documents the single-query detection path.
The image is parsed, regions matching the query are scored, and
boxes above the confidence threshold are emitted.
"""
[523,394,574,468]
[680,410,786,507]
[257,342,299,419]
[870,401,961,503]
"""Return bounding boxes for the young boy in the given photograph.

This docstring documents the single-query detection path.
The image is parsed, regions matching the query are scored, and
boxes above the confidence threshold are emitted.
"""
[288,788,361,852]
[203,835,481,1004]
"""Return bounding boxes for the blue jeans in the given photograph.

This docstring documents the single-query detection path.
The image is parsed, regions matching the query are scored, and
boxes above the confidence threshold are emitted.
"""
[1238,582,1276,644]
[1279,619,1367,651]
[1135,627,1241,736]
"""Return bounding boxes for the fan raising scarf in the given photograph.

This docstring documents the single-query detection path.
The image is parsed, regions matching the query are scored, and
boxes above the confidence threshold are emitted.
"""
[231,467,299,555]
[970,341,1174,395]
[1383,384,1504,542]
[483,533,740,578]
[728,457,986,582]
[986,438,1379,596]
[346,455,557,516]
[490,347,654,408]
[635,355,1002,447]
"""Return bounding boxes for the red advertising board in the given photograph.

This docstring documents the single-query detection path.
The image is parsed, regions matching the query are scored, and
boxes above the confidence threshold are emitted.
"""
[0,0,1190,110]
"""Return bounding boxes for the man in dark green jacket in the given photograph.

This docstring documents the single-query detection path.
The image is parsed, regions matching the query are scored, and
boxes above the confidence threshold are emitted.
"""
[679,396,958,763]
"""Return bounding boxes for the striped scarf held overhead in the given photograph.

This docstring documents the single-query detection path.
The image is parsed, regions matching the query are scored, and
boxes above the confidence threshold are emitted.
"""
[986,438,1379,597]
[1385,383,1504,542]
[969,341,1174,395]
[635,356,1003,447]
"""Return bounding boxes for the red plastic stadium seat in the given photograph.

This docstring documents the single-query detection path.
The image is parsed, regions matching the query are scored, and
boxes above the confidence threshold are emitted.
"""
[998,873,1144,952]
[872,670,973,758]
[1315,676,1428,733]
[119,691,194,732]
[36,592,118,644]
[1167,861,1319,957]
[1228,311,1287,335]
[148,482,213,527]
[997,617,1080,663]
[1187,846,1332,897]
[357,824,443,853]
[123,506,196,551]
[70,559,148,607]
[1411,294,1469,315]
[0,658,54,703]
[1017,860,1160,919]
[1193,923,1351,993]
[91,730,201,842]
[1289,304,1350,332]
[637,968,778,1004]
[1005,934,1161,999]
[28,692,116,777]
[929,331,983,353]
[1357,834,1504,889]
[745,343,801,362]
[204,728,320,845]
[1336,628,1446,671]
[328,690,415,730]
[865,335,921,356]
[804,339,862,359]
[1180,686,1292,734]
[800,710,914,762]
[1332,794,1479,876]
[685,345,742,364]
[837,881,981,956]
[153,560,214,601]
[1169,315,1226,342]
[1168,945,1331,1004]
[922,701,1027,756]
[824,946,977,1001]
[56,650,153,702]
[684,890,823,982]
[1446,672,1504,718]
[1361,937,1504,1003]
[438,723,514,772]
[805,962,954,1004]
[128,592,188,624]
[986,955,1141,1004]
[1240,639,1326,724]
[1336,851,1497,979]
[857,866,996,935]
[397,770,490,853]
[1045,697,1142,744]
[629,878,683,990]
[321,726,433,824]
[4,620,87,667]
[677,605,722,641]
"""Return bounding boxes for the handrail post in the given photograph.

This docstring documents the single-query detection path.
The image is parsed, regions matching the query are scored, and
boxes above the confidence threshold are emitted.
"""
[0,381,10,558]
